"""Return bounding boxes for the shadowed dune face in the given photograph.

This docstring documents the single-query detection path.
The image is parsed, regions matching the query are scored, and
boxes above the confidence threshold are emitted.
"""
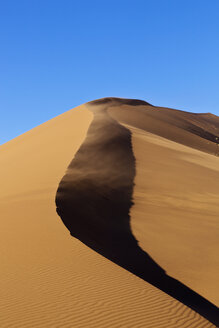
[56,105,164,277]
[56,100,219,326]
[56,106,136,250]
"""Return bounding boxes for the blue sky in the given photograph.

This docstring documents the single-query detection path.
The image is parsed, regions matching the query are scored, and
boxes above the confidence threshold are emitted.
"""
[1,0,219,144]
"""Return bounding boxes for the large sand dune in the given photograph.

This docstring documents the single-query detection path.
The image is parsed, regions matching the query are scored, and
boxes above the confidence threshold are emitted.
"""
[0,98,218,327]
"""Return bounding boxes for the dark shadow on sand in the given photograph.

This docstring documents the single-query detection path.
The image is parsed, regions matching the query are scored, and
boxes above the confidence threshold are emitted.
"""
[56,105,219,326]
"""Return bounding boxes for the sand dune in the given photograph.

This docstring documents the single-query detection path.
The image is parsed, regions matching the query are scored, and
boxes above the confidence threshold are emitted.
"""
[1,98,218,327]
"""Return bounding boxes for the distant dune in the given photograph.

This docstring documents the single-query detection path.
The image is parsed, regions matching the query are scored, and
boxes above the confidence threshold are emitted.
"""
[1,98,218,327]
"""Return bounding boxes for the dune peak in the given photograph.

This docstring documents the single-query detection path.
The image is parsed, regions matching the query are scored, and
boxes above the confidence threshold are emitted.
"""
[87,97,153,107]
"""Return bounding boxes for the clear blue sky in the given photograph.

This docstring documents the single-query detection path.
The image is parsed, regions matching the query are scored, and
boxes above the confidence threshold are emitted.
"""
[1,0,219,144]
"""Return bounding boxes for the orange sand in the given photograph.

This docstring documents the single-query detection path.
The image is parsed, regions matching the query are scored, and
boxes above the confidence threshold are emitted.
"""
[0,99,218,327]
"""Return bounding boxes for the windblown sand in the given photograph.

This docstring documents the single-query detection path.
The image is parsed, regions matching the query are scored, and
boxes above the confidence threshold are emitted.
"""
[0,99,218,327]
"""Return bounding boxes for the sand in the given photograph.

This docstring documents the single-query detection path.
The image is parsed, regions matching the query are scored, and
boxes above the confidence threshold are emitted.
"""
[0,98,218,327]
[131,127,219,305]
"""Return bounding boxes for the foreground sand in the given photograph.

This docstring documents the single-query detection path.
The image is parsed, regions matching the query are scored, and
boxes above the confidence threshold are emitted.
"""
[0,99,218,327]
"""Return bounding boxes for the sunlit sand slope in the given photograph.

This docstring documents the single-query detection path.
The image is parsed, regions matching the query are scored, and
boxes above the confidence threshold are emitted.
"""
[0,99,218,327]
[108,98,219,306]
[130,127,219,305]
